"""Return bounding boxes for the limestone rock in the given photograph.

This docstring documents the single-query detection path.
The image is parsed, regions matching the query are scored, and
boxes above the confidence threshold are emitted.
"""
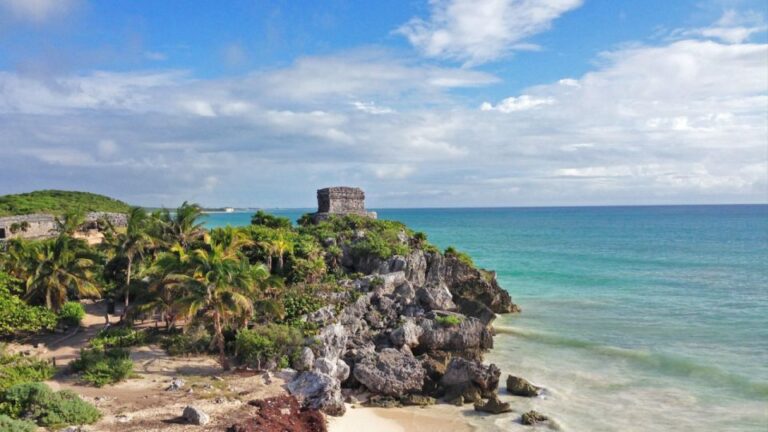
[353,348,425,397]
[286,371,345,416]
[182,405,210,425]
[294,347,314,372]
[166,377,185,391]
[441,358,500,398]
[506,375,541,397]
[474,394,513,414]
[418,314,492,353]
[400,394,436,406]
[521,410,549,425]
[390,319,422,349]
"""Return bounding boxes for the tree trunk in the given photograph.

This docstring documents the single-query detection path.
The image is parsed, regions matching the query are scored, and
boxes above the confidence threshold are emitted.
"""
[266,256,273,272]
[277,254,284,272]
[215,314,229,370]
[121,258,132,321]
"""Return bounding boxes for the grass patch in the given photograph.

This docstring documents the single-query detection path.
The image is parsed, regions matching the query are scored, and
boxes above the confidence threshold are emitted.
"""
[88,327,148,350]
[0,353,54,392]
[435,315,463,327]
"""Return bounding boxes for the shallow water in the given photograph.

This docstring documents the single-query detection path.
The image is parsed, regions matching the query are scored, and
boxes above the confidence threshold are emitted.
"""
[206,205,768,431]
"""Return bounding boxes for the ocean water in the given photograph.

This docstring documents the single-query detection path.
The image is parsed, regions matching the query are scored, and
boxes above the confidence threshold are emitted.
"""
[205,205,768,431]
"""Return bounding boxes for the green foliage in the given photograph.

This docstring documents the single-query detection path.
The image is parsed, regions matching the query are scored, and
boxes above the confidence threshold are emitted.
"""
[300,215,412,261]
[0,414,36,432]
[57,301,85,326]
[0,353,55,392]
[70,348,133,387]
[281,292,325,325]
[0,190,130,217]
[435,315,463,327]
[234,324,303,369]
[444,246,475,267]
[0,274,57,337]
[159,327,212,356]
[88,327,148,350]
[251,210,292,229]
[0,382,101,428]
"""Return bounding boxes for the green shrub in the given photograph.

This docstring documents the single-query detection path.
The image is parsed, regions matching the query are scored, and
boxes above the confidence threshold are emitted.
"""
[0,274,57,337]
[58,302,85,326]
[282,292,325,325]
[444,246,475,267]
[0,382,100,428]
[435,315,463,327]
[251,210,292,229]
[234,324,303,369]
[0,414,36,432]
[70,348,132,387]
[0,353,55,392]
[160,327,212,356]
[89,327,147,350]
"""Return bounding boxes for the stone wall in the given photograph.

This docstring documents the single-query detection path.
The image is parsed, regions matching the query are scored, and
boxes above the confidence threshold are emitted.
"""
[312,186,376,223]
[0,214,57,240]
[0,211,128,241]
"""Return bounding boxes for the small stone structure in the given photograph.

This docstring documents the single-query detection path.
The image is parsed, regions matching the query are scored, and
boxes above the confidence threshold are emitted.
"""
[312,187,377,223]
[0,212,127,242]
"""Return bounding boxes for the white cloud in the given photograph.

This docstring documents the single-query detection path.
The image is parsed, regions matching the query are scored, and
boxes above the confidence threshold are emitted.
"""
[0,25,765,207]
[396,0,583,65]
[672,10,767,44]
[481,94,555,112]
[0,0,78,23]
[352,101,395,114]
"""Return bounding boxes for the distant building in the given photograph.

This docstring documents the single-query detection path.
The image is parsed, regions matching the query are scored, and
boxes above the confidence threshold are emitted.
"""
[224,207,235,213]
[311,186,377,223]
[0,212,127,243]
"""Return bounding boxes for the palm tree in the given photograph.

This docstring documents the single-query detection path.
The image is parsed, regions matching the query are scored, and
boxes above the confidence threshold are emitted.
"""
[271,236,293,273]
[173,236,261,369]
[24,235,100,311]
[111,207,154,320]
[167,202,205,249]
[142,244,191,330]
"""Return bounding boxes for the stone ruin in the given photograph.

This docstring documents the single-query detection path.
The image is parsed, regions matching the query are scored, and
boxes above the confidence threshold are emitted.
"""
[0,212,127,242]
[311,187,377,223]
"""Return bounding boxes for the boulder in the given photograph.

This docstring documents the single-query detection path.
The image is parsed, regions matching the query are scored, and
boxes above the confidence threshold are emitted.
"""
[294,347,314,372]
[521,410,548,425]
[286,371,345,416]
[182,405,210,425]
[441,358,500,398]
[506,375,541,397]
[474,394,512,414]
[306,305,335,326]
[417,283,457,311]
[353,348,425,397]
[166,377,185,391]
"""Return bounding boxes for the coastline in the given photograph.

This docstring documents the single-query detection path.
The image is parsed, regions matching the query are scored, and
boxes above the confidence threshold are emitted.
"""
[327,404,476,432]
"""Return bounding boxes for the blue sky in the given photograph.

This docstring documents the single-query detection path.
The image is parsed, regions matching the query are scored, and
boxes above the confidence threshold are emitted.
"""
[0,0,766,208]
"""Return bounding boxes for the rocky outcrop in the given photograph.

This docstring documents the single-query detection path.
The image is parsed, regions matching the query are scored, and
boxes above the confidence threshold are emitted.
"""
[288,231,518,416]
[506,375,541,397]
[353,348,425,397]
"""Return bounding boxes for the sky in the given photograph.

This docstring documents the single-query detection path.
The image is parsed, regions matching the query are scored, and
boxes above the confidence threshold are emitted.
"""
[0,0,766,208]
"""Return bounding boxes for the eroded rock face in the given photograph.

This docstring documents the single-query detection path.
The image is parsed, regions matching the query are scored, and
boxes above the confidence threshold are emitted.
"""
[427,253,519,315]
[441,358,501,399]
[418,314,493,354]
[286,371,345,416]
[353,348,426,397]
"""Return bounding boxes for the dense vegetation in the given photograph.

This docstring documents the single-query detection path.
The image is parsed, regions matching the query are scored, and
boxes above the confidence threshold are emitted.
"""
[0,191,467,426]
[0,190,131,217]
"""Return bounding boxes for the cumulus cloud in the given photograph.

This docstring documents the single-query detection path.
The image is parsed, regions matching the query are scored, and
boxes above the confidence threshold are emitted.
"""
[672,10,767,44]
[396,0,583,65]
[0,21,765,207]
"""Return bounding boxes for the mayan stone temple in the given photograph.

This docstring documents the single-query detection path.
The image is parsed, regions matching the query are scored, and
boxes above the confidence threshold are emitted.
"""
[311,186,377,223]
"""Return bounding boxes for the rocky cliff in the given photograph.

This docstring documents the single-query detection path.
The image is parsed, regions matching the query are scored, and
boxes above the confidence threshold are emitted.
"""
[286,220,520,415]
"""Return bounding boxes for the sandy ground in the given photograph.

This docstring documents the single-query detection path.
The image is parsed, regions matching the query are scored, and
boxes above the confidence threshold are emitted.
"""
[328,404,476,432]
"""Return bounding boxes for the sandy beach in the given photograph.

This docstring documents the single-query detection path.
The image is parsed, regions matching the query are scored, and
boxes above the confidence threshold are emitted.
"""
[328,404,475,432]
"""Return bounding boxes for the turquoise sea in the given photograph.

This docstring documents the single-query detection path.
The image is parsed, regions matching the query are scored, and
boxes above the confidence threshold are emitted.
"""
[205,205,768,431]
